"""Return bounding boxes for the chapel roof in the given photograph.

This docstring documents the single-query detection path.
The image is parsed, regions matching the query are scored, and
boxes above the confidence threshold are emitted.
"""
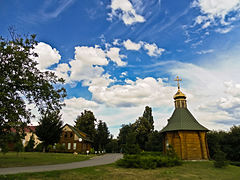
[160,107,208,133]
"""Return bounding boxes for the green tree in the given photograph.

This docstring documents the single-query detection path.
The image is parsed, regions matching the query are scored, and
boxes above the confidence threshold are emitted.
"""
[143,106,154,131]
[145,130,163,151]
[35,110,63,152]
[118,124,134,150]
[106,139,119,153]
[133,116,152,150]
[75,110,97,140]
[123,131,141,154]
[0,29,66,151]
[94,120,110,151]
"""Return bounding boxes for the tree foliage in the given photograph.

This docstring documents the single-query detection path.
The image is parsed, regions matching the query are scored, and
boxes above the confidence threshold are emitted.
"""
[94,120,110,151]
[133,116,152,150]
[35,110,63,152]
[118,106,158,152]
[207,125,240,162]
[105,139,119,153]
[145,130,163,152]
[143,106,154,131]
[75,110,97,140]
[0,29,66,150]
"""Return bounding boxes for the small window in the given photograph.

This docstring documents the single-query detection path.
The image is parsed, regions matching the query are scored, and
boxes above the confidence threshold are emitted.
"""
[68,143,71,150]
[70,132,73,138]
[73,143,76,150]
[64,133,67,138]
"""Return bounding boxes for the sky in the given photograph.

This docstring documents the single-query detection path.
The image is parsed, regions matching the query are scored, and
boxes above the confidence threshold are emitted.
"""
[1,0,240,137]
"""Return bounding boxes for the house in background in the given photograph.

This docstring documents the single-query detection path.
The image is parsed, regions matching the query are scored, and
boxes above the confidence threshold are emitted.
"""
[58,124,92,153]
[8,126,41,150]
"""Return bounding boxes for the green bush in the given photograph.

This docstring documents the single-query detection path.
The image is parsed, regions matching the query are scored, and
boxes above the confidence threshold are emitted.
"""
[122,144,141,154]
[56,143,66,151]
[214,150,228,168]
[116,153,181,169]
[90,148,95,154]
[140,151,163,156]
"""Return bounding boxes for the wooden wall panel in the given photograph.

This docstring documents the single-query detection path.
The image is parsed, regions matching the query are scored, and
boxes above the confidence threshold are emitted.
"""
[164,131,209,160]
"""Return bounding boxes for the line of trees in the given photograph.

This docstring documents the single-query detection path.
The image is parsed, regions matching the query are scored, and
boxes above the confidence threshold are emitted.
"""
[107,106,163,154]
[207,125,240,162]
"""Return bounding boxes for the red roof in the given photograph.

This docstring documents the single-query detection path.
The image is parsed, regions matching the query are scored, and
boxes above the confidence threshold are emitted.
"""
[10,126,36,133]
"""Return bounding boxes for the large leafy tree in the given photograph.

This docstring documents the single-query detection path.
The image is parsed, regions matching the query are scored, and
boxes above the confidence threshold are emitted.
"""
[35,110,63,152]
[75,110,97,139]
[0,29,66,150]
[94,120,110,151]
[118,124,134,146]
[133,116,152,150]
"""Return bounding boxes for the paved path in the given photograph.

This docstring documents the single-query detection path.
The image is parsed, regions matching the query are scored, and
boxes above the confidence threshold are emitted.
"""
[0,153,123,175]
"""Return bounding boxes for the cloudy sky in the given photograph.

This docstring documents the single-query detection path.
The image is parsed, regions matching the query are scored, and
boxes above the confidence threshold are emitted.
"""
[1,0,240,136]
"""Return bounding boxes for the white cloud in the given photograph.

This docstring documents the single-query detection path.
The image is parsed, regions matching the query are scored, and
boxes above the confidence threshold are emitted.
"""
[61,97,99,125]
[74,46,108,66]
[89,77,175,107]
[143,43,165,56]
[123,39,142,50]
[193,0,240,32]
[113,39,120,45]
[108,0,145,25]
[54,63,71,83]
[120,71,127,78]
[34,42,61,70]
[215,26,233,34]
[106,47,127,66]
[196,49,214,54]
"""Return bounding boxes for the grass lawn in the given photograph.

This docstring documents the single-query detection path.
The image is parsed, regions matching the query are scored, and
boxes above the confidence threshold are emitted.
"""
[0,152,94,168]
[1,161,240,180]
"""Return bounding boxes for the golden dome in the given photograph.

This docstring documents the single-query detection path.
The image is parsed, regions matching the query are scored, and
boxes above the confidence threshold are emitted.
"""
[173,89,186,100]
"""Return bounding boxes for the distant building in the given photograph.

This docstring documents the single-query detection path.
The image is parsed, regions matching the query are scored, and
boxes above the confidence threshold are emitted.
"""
[161,76,209,160]
[57,124,92,153]
[8,126,41,150]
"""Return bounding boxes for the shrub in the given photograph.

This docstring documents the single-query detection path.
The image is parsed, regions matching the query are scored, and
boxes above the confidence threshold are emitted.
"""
[122,144,141,154]
[90,148,95,154]
[56,143,66,152]
[116,153,181,169]
[214,150,228,168]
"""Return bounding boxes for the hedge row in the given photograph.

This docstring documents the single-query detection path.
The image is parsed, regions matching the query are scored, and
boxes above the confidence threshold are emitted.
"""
[116,154,182,169]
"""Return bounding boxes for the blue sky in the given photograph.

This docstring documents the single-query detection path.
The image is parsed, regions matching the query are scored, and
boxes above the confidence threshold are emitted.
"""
[1,0,240,136]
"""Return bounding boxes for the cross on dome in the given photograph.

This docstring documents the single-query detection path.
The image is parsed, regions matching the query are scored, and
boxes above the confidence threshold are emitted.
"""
[174,76,182,90]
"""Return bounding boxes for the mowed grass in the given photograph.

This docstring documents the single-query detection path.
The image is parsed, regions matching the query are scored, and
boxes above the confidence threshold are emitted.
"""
[1,161,240,180]
[0,152,94,168]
